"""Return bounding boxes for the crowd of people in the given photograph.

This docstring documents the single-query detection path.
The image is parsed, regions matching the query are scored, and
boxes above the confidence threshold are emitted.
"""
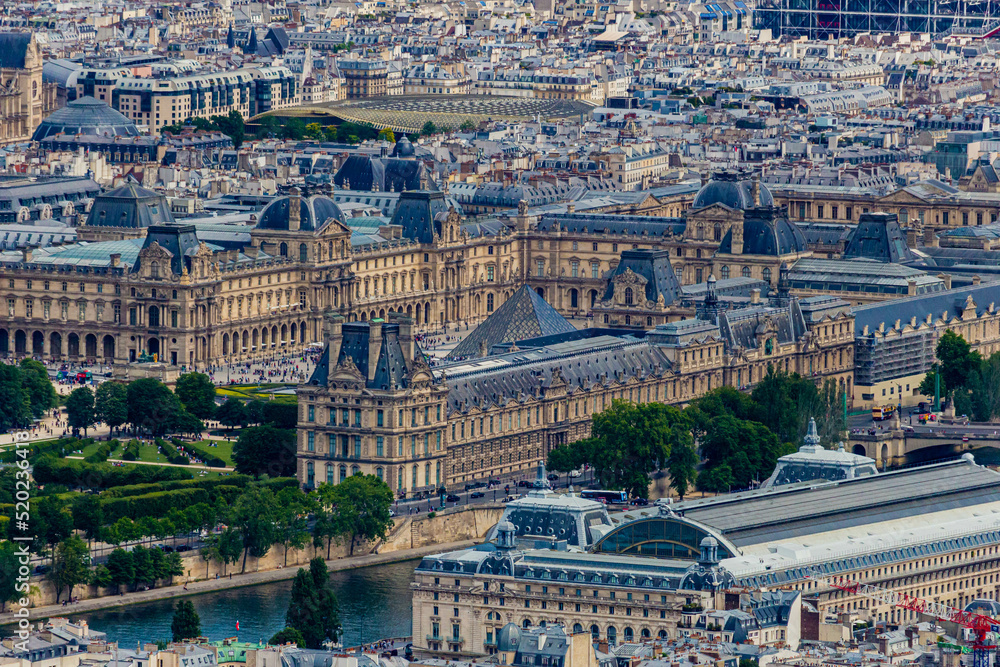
[204,351,323,386]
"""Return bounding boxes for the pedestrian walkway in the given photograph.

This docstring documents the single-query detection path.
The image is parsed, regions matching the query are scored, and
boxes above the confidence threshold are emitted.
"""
[0,539,477,625]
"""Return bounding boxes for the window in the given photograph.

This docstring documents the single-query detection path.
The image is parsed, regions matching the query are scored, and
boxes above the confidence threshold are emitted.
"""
[377,409,384,427]
[624,287,633,305]
[720,265,730,279]
[308,406,315,422]
[762,267,772,283]
[377,437,384,456]
[591,262,600,279]
[487,294,494,312]
[741,266,751,278]
[571,261,579,278]
[307,432,315,451]
[536,259,545,277]
[487,265,495,281]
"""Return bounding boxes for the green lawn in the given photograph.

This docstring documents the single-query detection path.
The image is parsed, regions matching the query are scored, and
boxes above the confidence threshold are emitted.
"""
[188,439,236,467]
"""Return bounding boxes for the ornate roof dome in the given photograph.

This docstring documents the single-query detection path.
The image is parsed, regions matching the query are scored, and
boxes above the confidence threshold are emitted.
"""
[85,182,173,229]
[391,135,415,158]
[718,208,809,256]
[496,623,521,652]
[32,97,139,141]
[693,172,774,210]
[256,193,346,232]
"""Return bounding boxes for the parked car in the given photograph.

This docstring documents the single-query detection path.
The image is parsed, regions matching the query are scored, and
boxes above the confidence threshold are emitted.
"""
[175,545,192,553]
[517,480,532,487]
[470,491,485,499]
[629,497,649,506]
[464,481,487,491]
[446,494,460,502]
[546,473,560,481]
[569,469,582,478]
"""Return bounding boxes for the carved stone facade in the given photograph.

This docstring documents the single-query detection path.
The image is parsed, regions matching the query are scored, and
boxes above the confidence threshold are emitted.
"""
[0,33,58,145]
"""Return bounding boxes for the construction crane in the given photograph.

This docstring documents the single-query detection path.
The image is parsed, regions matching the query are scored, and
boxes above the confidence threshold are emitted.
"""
[809,576,1000,667]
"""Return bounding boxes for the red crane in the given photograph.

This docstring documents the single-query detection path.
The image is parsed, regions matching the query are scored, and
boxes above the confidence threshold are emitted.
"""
[810,576,1000,667]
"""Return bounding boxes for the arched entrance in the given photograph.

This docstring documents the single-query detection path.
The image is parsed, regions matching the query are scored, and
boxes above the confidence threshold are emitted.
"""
[0,329,8,355]
[590,289,598,307]
[852,444,866,456]
[85,334,97,358]
[148,338,160,358]
[67,333,79,357]
[50,332,62,357]
[535,287,545,298]
[569,288,578,309]
[32,331,44,356]
[222,333,230,355]
[14,330,27,355]
[103,335,115,360]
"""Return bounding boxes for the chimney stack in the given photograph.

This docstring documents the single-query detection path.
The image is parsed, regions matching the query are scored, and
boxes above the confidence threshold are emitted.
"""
[751,175,761,206]
[367,320,383,383]
[325,315,344,385]
[21,247,33,263]
[110,253,121,267]
[289,186,301,232]
[389,311,414,365]
[923,226,938,247]
[750,288,760,304]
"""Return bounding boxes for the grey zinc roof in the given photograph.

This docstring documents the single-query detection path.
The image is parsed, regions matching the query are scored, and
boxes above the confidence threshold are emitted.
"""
[842,212,915,263]
[851,281,1000,334]
[787,258,945,294]
[0,33,31,69]
[602,249,682,305]
[447,285,577,360]
[676,459,1000,547]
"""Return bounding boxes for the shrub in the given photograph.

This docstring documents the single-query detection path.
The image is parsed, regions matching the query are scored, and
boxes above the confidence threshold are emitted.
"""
[180,442,226,468]
[101,488,210,522]
[85,441,115,464]
[32,456,192,490]
[121,440,141,461]
[159,439,190,466]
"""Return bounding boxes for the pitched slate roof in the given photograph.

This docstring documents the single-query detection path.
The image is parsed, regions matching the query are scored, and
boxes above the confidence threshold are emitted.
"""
[842,212,915,263]
[0,33,32,69]
[602,249,682,305]
[447,284,576,359]
[86,182,174,229]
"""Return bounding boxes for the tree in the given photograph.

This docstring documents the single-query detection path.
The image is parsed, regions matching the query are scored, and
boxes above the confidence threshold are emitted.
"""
[667,428,698,501]
[305,122,325,140]
[245,399,266,425]
[213,110,245,149]
[698,414,789,489]
[208,527,244,576]
[216,398,247,431]
[127,378,180,436]
[175,373,217,420]
[285,558,341,648]
[0,364,31,432]
[92,564,112,590]
[284,118,306,141]
[233,425,296,477]
[548,401,683,498]
[269,627,306,647]
[95,381,129,437]
[316,474,393,556]
[420,121,437,136]
[36,496,73,552]
[106,548,135,593]
[275,487,313,566]
[171,600,202,641]
[936,329,981,397]
[459,119,476,132]
[66,387,96,436]
[20,359,57,419]
[71,494,104,545]
[0,541,21,611]
[231,487,279,572]
[50,536,91,603]
[131,546,156,590]
[263,402,297,429]
[378,127,396,143]
[256,115,281,140]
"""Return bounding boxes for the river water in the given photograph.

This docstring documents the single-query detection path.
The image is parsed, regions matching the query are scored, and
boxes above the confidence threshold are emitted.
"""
[52,560,419,648]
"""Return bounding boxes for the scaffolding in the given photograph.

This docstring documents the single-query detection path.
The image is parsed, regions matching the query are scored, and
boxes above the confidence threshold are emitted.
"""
[854,328,936,388]
[754,0,1000,39]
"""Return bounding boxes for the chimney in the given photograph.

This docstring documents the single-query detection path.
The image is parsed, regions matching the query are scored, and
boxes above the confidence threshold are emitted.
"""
[923,226,938,247]
[907,279,917,296]
[974,275,982,285]
[906,227,917,248]
[367,320,382,383]
[110,253,121,267]
[325,316,344,385]
[389,311,414,365]
[751,175,761,206]
[288,186,301,232]
[751,288,760,304]
[938,273,952,289]
[21,247,33,262]
[567,203,575,214]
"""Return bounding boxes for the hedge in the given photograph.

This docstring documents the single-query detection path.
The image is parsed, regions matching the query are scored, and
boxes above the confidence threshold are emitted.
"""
[180,442,227,468]
[101,488,210,522]
[32,456,192,489]
[158,439,190,466]
[85,441,116,464]
[120,440,141,461]
[100,475,255,498]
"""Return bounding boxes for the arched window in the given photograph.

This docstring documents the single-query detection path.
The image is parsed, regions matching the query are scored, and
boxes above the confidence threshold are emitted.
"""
[327,464,334,484]
[299,243,308,262]
[573,623,583,634]
[899,208,908,224]
[487,294,494,312]
[713,223,722,241]
[762,267,772,283]
[376,467,384,480]
[306,462,314,487]
[351,465,360,476]
[720,265,730,279]
[741,266,751,278]
[765,338,774,355]
[149,261,159,279]
[339,465,347,482]
[279,242,288,257]
[696,224,704,240]
[624,287,633,305]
